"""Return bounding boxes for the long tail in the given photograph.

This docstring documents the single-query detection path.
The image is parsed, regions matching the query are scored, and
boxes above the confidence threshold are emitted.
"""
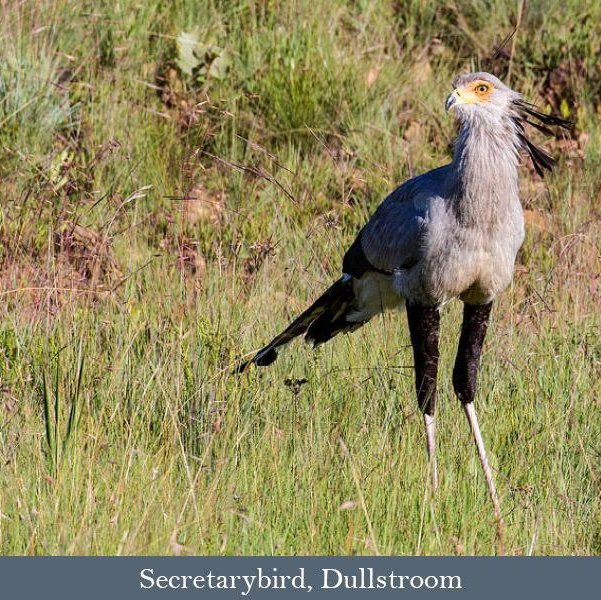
[236,275,364,373]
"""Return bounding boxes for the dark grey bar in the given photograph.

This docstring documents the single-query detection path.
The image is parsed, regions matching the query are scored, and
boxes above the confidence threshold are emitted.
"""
[0,557,598,599]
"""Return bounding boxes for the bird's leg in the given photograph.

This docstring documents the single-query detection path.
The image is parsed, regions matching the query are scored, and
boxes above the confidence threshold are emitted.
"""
[406,304,440,490]
[424,412,437,490]
[453,302,505,553]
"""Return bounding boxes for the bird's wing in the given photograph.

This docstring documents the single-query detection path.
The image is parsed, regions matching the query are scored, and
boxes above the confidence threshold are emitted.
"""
[343,168,447,277]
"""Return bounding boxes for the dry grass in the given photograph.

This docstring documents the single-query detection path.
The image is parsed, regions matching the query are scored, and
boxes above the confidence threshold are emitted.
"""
[0,0,600,555]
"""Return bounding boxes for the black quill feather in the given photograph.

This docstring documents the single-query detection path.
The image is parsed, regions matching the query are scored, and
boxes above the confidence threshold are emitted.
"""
[512,99,572,177]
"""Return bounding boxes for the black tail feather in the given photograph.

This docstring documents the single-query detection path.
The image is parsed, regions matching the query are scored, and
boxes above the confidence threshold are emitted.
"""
[236,276,356,373]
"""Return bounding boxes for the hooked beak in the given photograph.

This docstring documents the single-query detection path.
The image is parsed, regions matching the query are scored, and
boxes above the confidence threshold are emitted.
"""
[445,90,459,112]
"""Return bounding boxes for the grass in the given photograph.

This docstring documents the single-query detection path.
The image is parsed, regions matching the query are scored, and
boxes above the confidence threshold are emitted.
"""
[0,0,600,555]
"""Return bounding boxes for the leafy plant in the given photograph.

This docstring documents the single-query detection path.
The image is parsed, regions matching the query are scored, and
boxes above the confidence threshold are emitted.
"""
[176,30,231,86]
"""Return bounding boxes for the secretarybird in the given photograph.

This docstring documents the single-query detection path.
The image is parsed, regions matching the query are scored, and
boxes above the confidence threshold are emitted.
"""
[237,72,569,540]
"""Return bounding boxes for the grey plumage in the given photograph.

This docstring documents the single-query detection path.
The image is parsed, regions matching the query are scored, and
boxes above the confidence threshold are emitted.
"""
[237,71,571,549]
[238,71,569,371]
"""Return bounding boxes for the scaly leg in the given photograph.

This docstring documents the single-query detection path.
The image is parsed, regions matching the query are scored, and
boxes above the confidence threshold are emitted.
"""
[453,302,504,553]
[463,402,502,521]
[407,304,440,490]
[423,412,438,490]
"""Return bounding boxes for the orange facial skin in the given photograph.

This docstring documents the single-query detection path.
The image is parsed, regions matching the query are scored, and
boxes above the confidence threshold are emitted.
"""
[453,79,495,105]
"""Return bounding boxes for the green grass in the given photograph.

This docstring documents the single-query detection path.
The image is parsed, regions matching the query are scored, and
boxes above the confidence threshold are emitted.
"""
[0,0,600,555]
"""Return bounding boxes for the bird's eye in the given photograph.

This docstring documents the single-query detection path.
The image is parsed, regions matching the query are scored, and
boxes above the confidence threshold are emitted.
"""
[475,84,489,93]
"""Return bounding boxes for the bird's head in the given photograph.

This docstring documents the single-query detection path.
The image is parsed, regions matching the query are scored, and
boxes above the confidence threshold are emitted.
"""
[445,72,518,119]
[446,71,572,176]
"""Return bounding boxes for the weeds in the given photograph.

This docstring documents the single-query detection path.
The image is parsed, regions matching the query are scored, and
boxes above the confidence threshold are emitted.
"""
[40,342,84,476]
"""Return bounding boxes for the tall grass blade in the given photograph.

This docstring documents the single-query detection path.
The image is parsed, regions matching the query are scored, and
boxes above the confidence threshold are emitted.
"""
[41,369,55,472]
[63,343,85,454]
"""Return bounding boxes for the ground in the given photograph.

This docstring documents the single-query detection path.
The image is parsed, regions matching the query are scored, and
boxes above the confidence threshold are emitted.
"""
[0,0,600,555]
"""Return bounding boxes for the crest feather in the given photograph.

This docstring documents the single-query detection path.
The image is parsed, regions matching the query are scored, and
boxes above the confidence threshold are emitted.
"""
[512,99,573,177]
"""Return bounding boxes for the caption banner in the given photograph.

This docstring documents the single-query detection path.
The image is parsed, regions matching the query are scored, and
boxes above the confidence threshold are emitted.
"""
[0,556,598,599]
